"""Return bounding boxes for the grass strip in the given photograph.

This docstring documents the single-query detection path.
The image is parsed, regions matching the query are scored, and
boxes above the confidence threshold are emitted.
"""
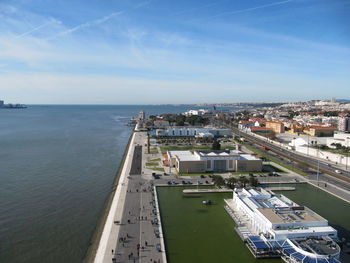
[245,145,307,176]
[146,162,159,166]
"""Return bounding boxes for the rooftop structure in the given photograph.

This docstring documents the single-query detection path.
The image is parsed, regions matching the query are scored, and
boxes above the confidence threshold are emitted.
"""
[227,188,341,262]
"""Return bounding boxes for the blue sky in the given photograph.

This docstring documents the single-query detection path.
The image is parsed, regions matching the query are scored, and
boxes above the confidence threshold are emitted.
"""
[0,0,349,104]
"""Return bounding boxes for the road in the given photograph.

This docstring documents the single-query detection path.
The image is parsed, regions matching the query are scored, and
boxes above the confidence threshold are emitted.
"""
[232,127,350,182]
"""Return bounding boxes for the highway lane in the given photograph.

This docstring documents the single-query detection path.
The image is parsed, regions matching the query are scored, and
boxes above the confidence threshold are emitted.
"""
[232,127,350,182]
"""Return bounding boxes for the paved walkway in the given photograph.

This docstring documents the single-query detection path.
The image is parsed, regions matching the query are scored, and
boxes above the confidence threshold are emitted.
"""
[93,133,137,263]
[94,132,167,263]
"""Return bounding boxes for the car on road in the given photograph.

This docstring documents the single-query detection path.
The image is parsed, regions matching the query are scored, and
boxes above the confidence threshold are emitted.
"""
[156,244,162,252]
[335,169,342,174]
[182,180,187,184]
[187,181,193,184]
[200,175,205,178]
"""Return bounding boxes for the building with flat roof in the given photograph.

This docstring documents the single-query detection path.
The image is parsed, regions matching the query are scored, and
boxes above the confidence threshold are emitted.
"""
[247,127,274,134]
[305,126,337,137]
[338,117,350,132]
[226,188,340,262]
[327,132,350,148]
[266,121,285,133]
[166,150,262,173]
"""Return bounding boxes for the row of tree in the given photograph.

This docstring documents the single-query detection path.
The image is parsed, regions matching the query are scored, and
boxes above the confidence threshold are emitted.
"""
[151,114,210,126]
[212,175,259,188]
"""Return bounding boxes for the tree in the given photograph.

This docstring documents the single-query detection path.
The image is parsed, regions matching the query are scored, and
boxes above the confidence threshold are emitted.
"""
[212,140,221,150]
[249,176,259,187]
[212,175,225,187]
[238,176,249,187]
[226,177,237,188]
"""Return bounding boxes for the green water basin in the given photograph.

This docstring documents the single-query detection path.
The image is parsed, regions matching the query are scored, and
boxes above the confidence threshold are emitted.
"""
[157,184,350,263]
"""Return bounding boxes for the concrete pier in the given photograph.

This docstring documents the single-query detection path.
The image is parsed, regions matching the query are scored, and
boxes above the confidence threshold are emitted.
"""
[183,188,233,194]
[265,186,295,191]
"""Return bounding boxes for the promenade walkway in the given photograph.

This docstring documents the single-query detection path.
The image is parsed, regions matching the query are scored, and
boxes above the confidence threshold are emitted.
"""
[93,131,167,263]
[93,133,137,263]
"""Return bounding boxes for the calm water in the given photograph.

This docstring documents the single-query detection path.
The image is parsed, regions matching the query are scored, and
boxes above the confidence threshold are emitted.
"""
[0,105,226,263]
[157,184,350,263]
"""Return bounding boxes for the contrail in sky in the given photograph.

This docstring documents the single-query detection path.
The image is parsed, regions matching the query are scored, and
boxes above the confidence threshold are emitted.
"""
[192,0,295,21]
[47,12,123,40]
[47,0,152,40]
[16,19,59,38]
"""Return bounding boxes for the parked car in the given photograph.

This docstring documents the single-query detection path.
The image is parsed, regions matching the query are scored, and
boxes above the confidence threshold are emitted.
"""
[156,244,161,252]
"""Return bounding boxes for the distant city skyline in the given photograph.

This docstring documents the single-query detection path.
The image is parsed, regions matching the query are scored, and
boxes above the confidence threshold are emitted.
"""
[0,0,349,104]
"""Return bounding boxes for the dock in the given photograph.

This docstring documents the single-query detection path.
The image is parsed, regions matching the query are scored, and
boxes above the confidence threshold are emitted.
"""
[183,188,233,194]
[265,187,295,191]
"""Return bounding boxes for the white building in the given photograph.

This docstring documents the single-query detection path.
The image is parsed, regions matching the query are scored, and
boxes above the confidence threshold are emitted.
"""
[289,137,308,148]
[226,188,340,262]
[183,109,210,116]
[338,117,350,132]
[166,150,262,173]
[327,132,350,148]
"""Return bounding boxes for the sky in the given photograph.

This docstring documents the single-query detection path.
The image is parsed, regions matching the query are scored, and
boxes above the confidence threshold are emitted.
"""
[0,0,349,104]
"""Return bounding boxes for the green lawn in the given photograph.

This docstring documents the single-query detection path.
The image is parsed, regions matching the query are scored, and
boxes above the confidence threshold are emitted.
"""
[150,158,161,162]
[149,148,159,154]
[146,162,159,166]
